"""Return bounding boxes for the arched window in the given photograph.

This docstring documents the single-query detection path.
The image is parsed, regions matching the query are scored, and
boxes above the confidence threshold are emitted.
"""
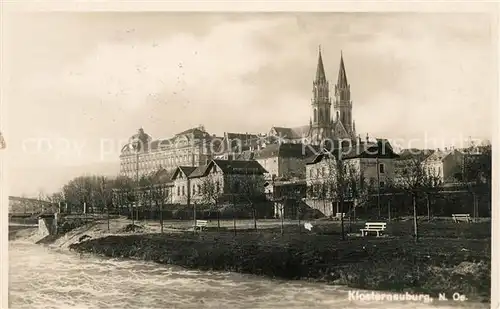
[314,109,317,123]
[319,109,323,122]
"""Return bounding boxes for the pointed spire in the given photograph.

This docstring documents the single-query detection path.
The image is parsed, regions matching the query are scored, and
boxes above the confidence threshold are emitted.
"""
[337,51,348,87]
[315,45,327,82]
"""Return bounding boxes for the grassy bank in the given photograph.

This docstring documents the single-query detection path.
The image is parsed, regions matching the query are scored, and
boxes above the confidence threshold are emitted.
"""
[69,221,491,302]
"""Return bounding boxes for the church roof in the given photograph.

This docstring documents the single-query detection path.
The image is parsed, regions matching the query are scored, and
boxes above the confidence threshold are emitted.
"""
[315,47,327,82]
[270,125,311,140]
[337,52,349,88]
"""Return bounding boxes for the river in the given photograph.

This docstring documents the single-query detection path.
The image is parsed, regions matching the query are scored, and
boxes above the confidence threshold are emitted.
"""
[9,240,486,309]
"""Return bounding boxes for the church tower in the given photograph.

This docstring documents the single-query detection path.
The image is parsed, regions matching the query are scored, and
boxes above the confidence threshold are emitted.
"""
[334,52,355,139]
[310,47,333,144]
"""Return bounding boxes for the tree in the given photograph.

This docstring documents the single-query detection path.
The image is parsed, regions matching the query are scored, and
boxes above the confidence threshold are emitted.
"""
[379,179,397,221]
[395,152,442,242]
[149,178,170,234]
[62,176,95,214]
[421,167,443,221]
[200,175,223,230]
[345,165,371,229]
[463,144,492,218]
[112,175,136,224]
[48,192,65,213]
[37,189,49,213]
[232,174,267,230]
[308,168,329,216]
[93,176,113,231]
[321,152,362,241]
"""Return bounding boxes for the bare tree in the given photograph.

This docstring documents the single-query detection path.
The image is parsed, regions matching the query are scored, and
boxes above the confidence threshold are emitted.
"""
[150,179,170,234]
[200,175,223,230]
[395,152,441,242]
[232,174,267,231]
[37,189,48,213]
[51,192,65,213]
[421,167,443,221]
[93,176,113,231]
[345,166,371,230]
[112,176,136,225]
[463,143,492,219]
[319,153,359,241]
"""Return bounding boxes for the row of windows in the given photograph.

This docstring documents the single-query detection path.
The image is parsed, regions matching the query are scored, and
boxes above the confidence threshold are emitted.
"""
[120,157,194,170]
[308,163,385,178]
[176,182,221,196]
[122,152,199,164]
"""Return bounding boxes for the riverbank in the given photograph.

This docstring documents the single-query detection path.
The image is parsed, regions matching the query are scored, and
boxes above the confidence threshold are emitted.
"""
[68,221,491,303]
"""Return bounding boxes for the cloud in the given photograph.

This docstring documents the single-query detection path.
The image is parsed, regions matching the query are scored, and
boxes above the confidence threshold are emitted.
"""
[25,18,278,113]
[6,13,495,196]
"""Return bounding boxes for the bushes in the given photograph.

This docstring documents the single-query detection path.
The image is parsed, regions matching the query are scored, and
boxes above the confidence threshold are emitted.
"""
[58,218,89,234]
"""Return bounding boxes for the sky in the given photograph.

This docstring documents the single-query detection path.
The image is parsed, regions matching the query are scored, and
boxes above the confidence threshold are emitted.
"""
[2,12,496,197]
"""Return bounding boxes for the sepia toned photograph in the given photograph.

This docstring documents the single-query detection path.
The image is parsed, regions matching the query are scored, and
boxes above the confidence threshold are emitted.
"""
[2,5,496,309]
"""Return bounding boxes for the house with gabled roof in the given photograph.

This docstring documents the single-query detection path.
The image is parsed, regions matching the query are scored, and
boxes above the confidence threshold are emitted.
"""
[188,159,267,205]
[170,166,197,204]
[304,139,399,216]
[421,149,464,183]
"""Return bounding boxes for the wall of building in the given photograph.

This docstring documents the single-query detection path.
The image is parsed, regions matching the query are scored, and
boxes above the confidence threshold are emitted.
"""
[304,199,334,217]
[306,159,334,186]
[355,158,396,187]
[120,134,213,179]
[256,157,278,178]
[306,157,397,196]
[443,151,464,181]
[172,177,191,204]
[279,157,306,179]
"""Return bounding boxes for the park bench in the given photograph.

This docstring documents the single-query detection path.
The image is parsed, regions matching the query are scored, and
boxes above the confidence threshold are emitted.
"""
[452,214,472,223]
[335,213,346,220]
[360,222,387,237]
[193,220,208,232]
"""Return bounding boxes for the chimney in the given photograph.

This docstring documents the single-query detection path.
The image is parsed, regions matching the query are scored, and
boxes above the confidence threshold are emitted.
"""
[366,133,369,143]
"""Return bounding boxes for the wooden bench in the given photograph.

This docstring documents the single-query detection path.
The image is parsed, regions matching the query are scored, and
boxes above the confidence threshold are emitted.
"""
[193,220,208,231]
[360,222,387,237]
[452,214,472,223]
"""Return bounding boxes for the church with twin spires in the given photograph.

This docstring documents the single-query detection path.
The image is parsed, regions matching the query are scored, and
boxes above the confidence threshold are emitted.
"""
[267,47,357,145]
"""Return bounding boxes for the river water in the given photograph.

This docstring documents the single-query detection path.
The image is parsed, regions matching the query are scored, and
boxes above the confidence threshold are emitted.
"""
[9,240,487,309]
